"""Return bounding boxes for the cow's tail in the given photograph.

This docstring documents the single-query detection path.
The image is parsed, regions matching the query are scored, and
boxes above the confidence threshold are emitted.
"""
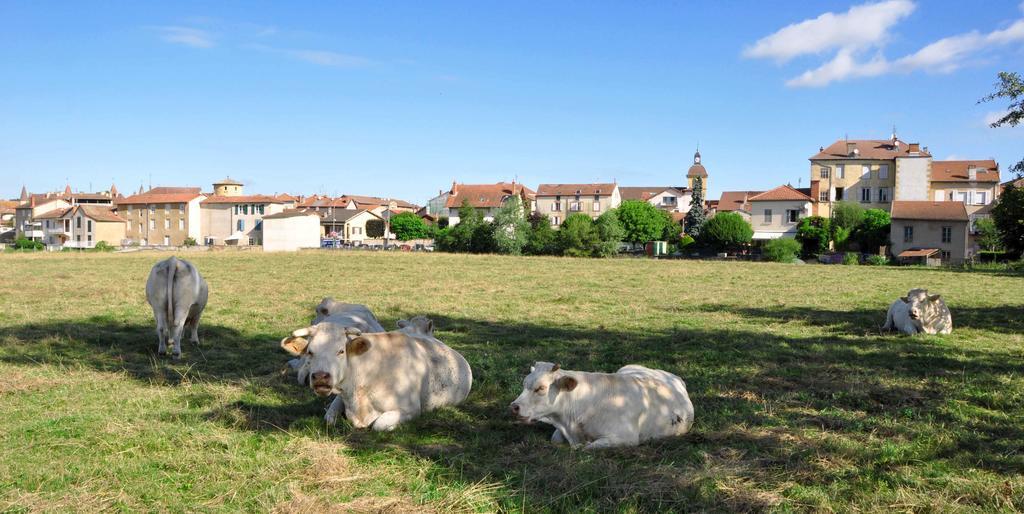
[166,256,177,333]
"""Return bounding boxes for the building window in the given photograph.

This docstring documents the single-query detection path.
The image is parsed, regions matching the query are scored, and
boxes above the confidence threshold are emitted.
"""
[233,205,239,215]
[903,225,914,243]
[819,166,830,179]
[941,250,951,261]
[149,219,155,230]
[569,202,581,212]
[662,196,676,205]
[819,191,830,202]
[763,209,773,223]
[551,202,561,211]
[976,192,988,205]
[149,204,155,213]
[593,202,601,211]
[164,218,170,229]
[878,187,890,203]
[957,191,969,203]
[835,187,844,200]
[164,235,170,246]
[593,195,600,202]
[255,219,262,231]
[242,204,249,215]
[138,222,143,232]
[941,226,952,243]
[258,204,265,215]
[76,217,81,228]
[179,219,185,230]
[164,204,170,212]
[860,187,871,203]
[861,165,870,179]
[87,234,92,243]
[836,164,845,179]
[179,203,185,211]
[237,219,245,232]
[86,220,92,232]
[551,216,560,226]
[786,209,799,223]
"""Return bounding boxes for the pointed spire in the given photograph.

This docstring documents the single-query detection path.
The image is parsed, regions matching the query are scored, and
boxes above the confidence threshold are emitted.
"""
[110,183,119,197]
[64,183,72,196]
[138,184,145,195]
[694,147,701,164]
[20,185,28,201]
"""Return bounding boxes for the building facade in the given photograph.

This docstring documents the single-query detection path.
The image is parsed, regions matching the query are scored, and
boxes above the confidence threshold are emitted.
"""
[444,182,534,225]
[890,201,970,265]
[809,137,929,217]
[747,185,814,241]
[117,187,205,246]
[534,184,620,226]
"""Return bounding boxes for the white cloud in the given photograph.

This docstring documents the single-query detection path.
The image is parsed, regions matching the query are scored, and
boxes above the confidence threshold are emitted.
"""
[154,26,215,48]
[743,0,915,62]
[287,50,368,68]
[748,1,1024,87]
[984,110,1010,127]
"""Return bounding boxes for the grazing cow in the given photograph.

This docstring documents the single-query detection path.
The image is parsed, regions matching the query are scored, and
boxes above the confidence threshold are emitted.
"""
[883,288,953,335]
[510,362,694,450]
[396,315,434,337]
[280,324,472,430]
[145,256,208,359]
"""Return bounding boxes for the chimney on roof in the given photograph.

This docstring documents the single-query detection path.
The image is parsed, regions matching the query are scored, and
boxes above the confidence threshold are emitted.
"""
[908,142,920,154]
[451,181,458,195]
[968,165,977,181]
[846,142,857,156]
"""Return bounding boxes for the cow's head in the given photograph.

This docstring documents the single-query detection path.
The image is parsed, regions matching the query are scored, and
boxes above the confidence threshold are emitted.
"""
[901,289,942,324]
[510,361,578,423]
[312,297,337,324]
[280,322,363,397]
[397,315,434,337]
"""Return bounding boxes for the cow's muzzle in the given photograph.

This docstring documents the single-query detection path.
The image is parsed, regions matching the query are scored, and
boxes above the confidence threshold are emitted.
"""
[311,372,332,397]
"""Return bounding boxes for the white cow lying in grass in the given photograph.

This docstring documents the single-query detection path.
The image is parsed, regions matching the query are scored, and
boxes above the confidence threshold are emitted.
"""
[281,318,472,430]
[883,288,953,335]
[510,362,694,450]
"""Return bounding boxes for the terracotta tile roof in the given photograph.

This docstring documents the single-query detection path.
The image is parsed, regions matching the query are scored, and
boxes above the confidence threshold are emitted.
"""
[535,183,616,197]
[275,193,300,202]
[117,187,204,205]
[318,208,381,223]
[810,139,931,160]
[201,194,286,205]
[344,195,418,209]
[262,209,320,220]
[890,201,968,221]
[930,160,1000,183]
[297,195,349,208]
[687,163,708,178]
[898,248,940,258]
[445,182,535,208]
[748,185,814,202]
[34,207,72,219]
[619,186,687,201]
[1003,177,1024,191]
[716,191,763,213]
[70,205,126,223]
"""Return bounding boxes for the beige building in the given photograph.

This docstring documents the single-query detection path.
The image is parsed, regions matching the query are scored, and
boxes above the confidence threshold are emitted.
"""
[809,137,931,217]
[619,186,692,213]
[534,183,620,226]
[34,205,126,249]
[319,209,391,243]
[117,187,205,246]
[890,201,969,265]
[199,179,287,246]
[262,210,322,252]
[747,185,814,241]
[443,182,535,225]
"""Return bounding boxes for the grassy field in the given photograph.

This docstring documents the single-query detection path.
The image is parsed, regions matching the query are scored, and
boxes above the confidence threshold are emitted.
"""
[0,251,1022,512]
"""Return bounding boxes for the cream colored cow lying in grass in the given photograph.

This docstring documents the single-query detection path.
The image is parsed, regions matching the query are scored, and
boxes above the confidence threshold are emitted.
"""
[883,289,953,335]
[282,318,472,431]
[510,362,694,450]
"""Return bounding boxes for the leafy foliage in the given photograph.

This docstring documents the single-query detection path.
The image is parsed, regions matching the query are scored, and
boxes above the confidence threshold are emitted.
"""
[390,212,429,241]
[866,254,890,266]
[592,210,624,257]
[979,71,1024,177]
[853,209,891,253]
[524,213,558,256]
[973,217,1003,252]
[183,237,198,247]
[557,214,599,257]
[93,241,116,252]
[796,216,831,258]
[699,212,753,252]
[492,196,530,255]
[365,219,385,239]
[13,237,43,250]
[617,200,667,246]
[992,183,1024,258]
[684,176,707,238]
[842,252,860,265]
[762,238,801,263]
[831,201,865,231]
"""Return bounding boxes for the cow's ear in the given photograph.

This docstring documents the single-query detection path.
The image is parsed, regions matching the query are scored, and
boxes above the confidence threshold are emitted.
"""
[346,336,371,356]
[551,363,561,372]
[281,336,309,356]
[928,294,942,302]
[555,376,577,392]
[344,327,362,340]
[397,319,409,329]
[426,320,434,334]
[900,296,909,304]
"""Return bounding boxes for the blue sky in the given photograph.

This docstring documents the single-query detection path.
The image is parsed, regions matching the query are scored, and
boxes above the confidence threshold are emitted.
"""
[2,1,1022,203]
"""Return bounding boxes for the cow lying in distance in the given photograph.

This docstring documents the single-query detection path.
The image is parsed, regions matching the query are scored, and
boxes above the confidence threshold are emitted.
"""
[281,320,472,431]
[510,362,694,450]
[883,288,953,335]
[145,256,208,359]
[396,315,434,337]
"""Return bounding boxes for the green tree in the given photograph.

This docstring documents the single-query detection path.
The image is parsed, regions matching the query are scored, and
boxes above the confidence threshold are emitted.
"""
[592,209,624,257]
[796,216,831,258]
[366,219,385,238]
[470,222,496,254]
[659,210,682,244]
[973,217,1003,252]
[389,212,429,241]
[699,212,753,252]
[979,71,1024,177]
[557,214,599,257]
[524,213,558,255]
[492,196,530,255]
[853,209,891,253]
[832,201,865,231]
[763,238,800,263]
[617,200,667,247]
[992,184,1024,258]
[439,199,481,252]
[684,177,707,238]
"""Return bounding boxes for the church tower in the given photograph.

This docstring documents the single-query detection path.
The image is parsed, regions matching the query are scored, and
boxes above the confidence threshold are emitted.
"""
[686,149,708,199]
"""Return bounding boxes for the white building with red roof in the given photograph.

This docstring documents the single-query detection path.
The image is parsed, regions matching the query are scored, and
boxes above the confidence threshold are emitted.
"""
[747,185,815,241]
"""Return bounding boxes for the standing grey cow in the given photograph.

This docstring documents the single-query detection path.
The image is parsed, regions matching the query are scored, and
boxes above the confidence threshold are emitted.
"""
[145,256,209,359]
[883,288,953,335]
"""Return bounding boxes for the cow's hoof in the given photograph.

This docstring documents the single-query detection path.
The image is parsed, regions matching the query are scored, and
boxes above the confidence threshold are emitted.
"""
[324,411,338,425]
[171,353,182,360]
[158,350,167,357]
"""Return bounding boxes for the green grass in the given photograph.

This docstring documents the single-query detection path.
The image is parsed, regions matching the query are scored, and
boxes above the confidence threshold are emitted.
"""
[1,251,1022,512]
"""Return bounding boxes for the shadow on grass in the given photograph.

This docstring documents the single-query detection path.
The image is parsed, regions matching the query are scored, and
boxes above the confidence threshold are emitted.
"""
[2,313,1022,510]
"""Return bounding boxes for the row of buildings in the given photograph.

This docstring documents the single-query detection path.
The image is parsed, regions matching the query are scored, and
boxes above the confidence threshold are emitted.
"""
[4,133,1016,262]
[424,134,1011,264]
